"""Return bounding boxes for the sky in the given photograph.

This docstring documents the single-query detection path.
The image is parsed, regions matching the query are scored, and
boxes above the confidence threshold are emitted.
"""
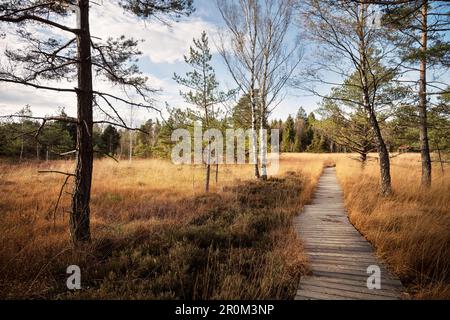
[0,0,321,126]
[0,1,448,126]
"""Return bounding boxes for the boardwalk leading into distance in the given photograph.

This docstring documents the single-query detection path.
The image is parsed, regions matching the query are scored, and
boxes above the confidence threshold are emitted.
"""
[294,167,404,300]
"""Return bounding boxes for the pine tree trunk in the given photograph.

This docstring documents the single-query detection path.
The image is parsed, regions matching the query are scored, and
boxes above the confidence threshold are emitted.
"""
[205,141,211,192]
[129,130,133,162]
[435,141,444,174]
[215,163,219,184]
[368,110,392,196]
[205,164,211,192]
[20,122,24,162]
[71,0,93,244]
[360,151,367,170]
[358,3,391,196]
[419,0,432,187]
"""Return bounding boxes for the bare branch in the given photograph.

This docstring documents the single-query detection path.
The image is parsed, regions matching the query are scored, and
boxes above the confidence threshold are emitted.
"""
[38,170,76,177]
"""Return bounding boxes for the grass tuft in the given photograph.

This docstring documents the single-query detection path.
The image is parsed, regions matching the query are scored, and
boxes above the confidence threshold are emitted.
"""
[0,156,323,299]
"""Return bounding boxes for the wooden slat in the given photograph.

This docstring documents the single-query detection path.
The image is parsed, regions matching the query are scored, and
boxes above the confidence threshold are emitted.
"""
[301,275,402,292]
[298,284,397,300]
[295,289,355,300]
[309,257,379,267]
[294,167,404,300]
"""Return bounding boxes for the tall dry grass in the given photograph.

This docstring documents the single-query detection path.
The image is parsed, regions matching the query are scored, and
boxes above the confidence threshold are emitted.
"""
[0,155,325,299]
[334,153,450,299]
[2,153,448,299]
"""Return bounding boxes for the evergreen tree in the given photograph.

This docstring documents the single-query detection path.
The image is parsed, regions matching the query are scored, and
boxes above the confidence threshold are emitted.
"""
[306,113,328,153]
[0,0,194,243]
[101,125,121,156]
[174,31,235,192]
[381,0,450,186]
[231,91,262,130]
[294,107,308,152]
[281,115,296,152]
[155,108,194,158]
[40,123,74,160]
[135,119,156,158]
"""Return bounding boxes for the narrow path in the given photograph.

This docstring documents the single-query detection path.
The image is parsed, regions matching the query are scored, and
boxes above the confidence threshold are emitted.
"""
[294,167,404,300]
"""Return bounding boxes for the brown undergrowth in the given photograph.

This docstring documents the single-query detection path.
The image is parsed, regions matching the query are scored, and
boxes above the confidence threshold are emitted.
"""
[0,156,323,299]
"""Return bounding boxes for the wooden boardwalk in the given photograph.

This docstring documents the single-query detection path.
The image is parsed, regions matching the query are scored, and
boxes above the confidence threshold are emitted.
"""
[294,167,404,300]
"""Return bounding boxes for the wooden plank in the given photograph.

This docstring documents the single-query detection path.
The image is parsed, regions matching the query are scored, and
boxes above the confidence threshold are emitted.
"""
[304,247,374,253]
[309,264,373,276]
[309,257,379,266]
[294,295,318,300]
[303,240,372,246]
[309,257,378,265]
[294,167,404,300]
[303,239,370,244]
[301,275,402,292]
[306,251,379,259]
[298,235,363,239]
[300,278,401,297]
[312,266,403,287]
[298,237,368,241]
[295,289,355,300]
[305,247,374,253]
[309,259,378,269]
[298,284,397,300]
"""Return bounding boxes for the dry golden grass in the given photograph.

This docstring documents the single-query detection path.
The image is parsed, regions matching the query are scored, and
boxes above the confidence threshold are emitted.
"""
[0,155,325,299]
[2,153,447,299]
[333,153,450,299]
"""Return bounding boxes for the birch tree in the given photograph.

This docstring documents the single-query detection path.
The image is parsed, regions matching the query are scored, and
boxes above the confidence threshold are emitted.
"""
[217,0,301,179]
[257,0,302,179]
[217,0,262,178]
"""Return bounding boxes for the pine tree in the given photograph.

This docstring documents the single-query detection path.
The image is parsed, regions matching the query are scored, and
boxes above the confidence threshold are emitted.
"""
[282,115,296,152]
[294,107,308,152]
[174,32,234,191]
[0,0,194,244]
[101,125,121,156]
[377,0,449,187]
[231,92,262,130]
[300,0,399,195]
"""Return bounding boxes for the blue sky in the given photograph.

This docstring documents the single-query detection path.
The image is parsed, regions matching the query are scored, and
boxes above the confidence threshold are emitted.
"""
[132,0,320,122]
[0,0,320,125]
[0,0,447,125]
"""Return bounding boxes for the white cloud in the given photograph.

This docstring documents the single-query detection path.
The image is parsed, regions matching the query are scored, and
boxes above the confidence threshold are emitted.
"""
[0,83,74,115]
[90,2,218,64]
[0,74,179,124]
[0,1,219,123]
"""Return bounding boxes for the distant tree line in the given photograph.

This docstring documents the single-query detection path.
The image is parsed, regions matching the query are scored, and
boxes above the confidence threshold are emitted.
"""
[1,107,143,160]
[2,94,449,162]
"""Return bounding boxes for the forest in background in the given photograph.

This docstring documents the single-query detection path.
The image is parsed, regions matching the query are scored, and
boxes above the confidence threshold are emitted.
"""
[2,89,449,164]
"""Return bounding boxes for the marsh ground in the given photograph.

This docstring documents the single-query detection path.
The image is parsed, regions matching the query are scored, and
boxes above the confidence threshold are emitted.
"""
[0,153,448,299]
